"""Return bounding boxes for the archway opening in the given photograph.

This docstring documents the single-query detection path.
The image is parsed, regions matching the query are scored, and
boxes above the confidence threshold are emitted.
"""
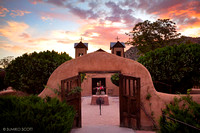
[80,71,120,127]
[92,78,106,95]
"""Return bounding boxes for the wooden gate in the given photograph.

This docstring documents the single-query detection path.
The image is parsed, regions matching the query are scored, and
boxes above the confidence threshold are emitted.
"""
[61,75,81,128]
[119,74,141,129]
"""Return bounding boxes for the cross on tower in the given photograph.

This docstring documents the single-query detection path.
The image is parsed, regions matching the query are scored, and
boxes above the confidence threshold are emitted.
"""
[115,36,120,41]
[80,37,83,42]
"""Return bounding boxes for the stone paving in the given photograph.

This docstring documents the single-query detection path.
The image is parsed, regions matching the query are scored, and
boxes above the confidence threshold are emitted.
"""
[71,96,155,133]
[82,96,120,126]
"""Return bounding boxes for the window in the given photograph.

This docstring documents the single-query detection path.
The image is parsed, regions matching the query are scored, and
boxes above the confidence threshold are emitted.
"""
[116,51,121,56]
[79,53,83,56]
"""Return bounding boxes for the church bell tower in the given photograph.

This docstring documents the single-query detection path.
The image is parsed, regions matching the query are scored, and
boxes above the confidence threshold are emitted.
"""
[110,36,125,57]
[74,38,88,58]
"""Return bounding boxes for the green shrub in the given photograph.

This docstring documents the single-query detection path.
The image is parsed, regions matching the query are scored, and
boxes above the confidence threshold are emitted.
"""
[4,50,72,94]
[111,73,119,86]
[159,95,200,133]
[0,95,75,133]
[138,43,200,93]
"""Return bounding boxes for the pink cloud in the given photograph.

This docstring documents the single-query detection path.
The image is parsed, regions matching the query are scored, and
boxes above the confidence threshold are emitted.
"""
[28,0,42,5]
[0,6,9,17]
[82,25,129,46]
[20,33,31,39]
[10,10,31,17]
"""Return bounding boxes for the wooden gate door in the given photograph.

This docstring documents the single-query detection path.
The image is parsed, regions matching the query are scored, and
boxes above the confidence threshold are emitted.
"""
[61,75,81,128]
[119,74,141,129]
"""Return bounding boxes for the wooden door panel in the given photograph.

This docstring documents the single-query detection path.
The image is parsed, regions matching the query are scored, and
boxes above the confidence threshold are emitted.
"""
[119,74,140,129]
[61,75,81,128]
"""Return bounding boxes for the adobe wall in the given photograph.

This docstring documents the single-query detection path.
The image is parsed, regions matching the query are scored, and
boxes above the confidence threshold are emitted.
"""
[81,73,119,96]
[39,51,200,129]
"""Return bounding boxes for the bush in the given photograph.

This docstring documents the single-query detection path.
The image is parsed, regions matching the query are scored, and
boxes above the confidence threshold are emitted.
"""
[0,95,75,133]
[111,73,119,86]
[159,95,200,133]
[138,43,200,93]
[4,50,72,94]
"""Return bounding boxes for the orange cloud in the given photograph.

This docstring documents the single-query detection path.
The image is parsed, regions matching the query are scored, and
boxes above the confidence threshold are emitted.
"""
[0,43,33,53]
[27,38,49,44]
[0,6,9,17]
[10,10,31,17]
[0,21,29,42]
[41,16,52,21]
[152,1,200,37]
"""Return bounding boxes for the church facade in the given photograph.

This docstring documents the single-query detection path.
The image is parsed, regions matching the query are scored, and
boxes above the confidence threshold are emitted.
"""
[74,40,125,96]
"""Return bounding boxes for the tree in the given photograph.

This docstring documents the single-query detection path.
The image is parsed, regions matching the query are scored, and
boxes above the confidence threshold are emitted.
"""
[4,50,72,94]
[0,69,6,91]
[138,43,200,93]
[127,19,181,54]
[0,56,14,68]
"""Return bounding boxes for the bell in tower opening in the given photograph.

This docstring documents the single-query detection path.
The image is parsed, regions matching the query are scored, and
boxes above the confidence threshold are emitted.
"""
[74,38,88,58]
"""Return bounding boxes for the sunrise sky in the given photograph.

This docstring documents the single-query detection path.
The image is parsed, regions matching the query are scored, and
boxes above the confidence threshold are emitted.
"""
[0,0,200,59]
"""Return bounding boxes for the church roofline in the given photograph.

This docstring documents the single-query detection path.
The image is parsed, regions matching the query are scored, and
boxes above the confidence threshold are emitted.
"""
[96,48,106,52]
[110,41,125,49]
[74,41,88,49]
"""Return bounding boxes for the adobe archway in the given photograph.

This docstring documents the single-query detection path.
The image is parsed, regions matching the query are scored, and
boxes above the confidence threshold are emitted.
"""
[39,50,200,129]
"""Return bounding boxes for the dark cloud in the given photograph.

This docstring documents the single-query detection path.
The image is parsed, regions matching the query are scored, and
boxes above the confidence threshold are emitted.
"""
[46,0,66,7]
[31,0,200,32]
[32,0,100,20]
[121,0,200,30]
[105,1,141,26]
[88,1,98,9]
[66,4,99,19]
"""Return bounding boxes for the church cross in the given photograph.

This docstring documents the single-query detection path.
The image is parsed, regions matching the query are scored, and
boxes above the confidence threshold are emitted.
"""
[80,37,83,42]
[116,36,120,41]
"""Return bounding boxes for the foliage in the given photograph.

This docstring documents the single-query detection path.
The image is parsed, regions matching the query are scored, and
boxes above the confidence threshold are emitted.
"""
[80,73,86,83]
[4,50,72,94]
[111,73,119,86]
[159,95,200,133]
[146,93,152,100]
[0,56,14,69]
[0,95,76,133]
[138,43,200,93]
[46,84,82,96]
[45,84,61,96]
[127,19,181,54]
[0,69,6,91]
[68,86,82,95]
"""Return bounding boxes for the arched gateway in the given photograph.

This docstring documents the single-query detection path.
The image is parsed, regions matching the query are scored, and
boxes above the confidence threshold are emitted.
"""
[40,50,191,130]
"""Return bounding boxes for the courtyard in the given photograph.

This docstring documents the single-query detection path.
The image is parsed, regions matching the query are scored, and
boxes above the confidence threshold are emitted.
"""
[71,96,155,133]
